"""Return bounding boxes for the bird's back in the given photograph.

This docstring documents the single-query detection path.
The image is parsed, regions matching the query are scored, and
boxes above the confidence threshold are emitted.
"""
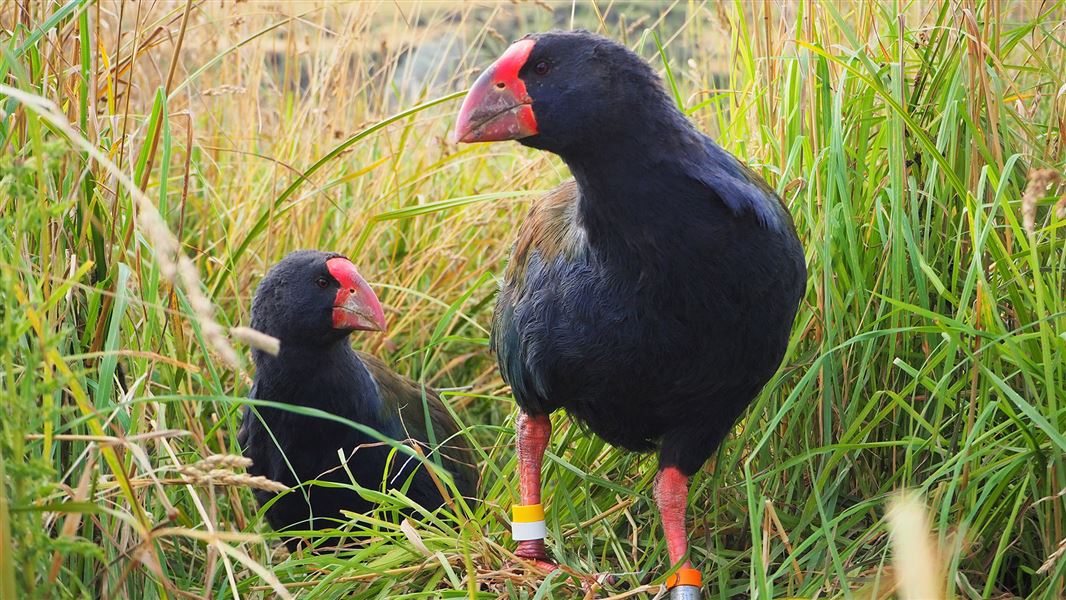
[357,352,478,499]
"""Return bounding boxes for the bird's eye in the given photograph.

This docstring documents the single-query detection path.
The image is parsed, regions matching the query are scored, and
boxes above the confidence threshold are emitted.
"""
[533,60,551,76]
[315,276,330,289]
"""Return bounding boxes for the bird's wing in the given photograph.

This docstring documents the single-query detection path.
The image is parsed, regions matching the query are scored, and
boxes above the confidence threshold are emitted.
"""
[357,352,478,497]
[499,180,584,291]
[491,180,588,411]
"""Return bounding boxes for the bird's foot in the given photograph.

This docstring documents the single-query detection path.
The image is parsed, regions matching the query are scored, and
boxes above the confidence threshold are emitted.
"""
[512,539,558,572]
[574,570,616,595]
[510,541,615,593]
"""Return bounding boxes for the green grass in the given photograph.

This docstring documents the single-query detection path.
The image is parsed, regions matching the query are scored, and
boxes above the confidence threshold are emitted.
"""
[2,1,1065,598]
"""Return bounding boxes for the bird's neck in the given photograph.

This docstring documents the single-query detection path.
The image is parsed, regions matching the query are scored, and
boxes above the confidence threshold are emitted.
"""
[562,123,708,261]
[255,335,354,368]
[253,340,382,419]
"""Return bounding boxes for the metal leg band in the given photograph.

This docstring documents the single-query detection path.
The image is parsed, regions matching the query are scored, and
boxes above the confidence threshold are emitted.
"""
[668,585,702,599]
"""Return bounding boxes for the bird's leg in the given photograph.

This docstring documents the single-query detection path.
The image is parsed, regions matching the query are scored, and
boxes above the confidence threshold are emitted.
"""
[655,467,691,569]
[654,467,702,598]
[511,413,614,592]
[513,411,553,567]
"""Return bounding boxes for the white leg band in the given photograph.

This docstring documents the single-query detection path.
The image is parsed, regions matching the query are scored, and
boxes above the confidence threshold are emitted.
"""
[511,519,547,541]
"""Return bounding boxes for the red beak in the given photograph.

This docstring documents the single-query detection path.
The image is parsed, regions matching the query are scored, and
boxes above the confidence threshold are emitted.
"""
[325,257,387,332]
[453,39,538,143]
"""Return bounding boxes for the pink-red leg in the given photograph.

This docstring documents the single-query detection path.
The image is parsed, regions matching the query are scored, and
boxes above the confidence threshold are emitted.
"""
[514,411,553,566]
[511,412,615,592]
[655,467,702,596]
[654,467,692,568]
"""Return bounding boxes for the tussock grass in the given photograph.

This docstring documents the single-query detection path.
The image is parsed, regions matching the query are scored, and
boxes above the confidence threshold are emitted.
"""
[2,1,1064,598]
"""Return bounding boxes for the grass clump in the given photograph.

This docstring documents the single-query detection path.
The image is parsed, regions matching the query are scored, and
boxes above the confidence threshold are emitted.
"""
[1,1,1064,598]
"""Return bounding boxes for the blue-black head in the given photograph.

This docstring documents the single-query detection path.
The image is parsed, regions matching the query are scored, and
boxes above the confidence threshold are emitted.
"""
[250,250,386,350]
[453,30,686,162]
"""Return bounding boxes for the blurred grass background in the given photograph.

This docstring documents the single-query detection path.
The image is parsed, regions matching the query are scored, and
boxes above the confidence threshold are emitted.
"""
[1,0,1065,598]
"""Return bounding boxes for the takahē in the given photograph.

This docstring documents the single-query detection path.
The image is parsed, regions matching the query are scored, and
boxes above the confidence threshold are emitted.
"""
[238,250,476,551]
[454,31,806,597]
